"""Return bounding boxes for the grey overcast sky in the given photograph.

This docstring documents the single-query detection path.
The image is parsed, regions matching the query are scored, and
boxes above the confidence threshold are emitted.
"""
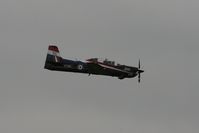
[0,0,199,133]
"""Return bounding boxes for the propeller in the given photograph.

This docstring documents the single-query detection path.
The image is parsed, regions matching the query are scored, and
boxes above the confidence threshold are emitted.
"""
[138,59,144,83]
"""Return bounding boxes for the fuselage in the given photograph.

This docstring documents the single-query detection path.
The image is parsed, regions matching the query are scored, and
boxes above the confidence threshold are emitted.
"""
[44,45,144,80]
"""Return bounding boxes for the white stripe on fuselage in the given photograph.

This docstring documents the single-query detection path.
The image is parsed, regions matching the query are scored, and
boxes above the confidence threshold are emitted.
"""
[98,63,131,74]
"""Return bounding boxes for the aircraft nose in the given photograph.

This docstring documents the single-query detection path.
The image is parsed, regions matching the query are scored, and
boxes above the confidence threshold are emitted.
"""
[138,69,144,73]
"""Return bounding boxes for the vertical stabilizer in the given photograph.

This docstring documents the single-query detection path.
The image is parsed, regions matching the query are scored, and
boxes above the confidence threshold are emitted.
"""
[44,45,62,69]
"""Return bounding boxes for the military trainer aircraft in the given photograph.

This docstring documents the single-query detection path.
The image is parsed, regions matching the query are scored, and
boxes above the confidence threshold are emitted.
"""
[44,45,144,82]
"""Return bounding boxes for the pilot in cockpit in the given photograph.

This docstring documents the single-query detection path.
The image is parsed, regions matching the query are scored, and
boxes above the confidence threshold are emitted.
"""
[103,59,115,66]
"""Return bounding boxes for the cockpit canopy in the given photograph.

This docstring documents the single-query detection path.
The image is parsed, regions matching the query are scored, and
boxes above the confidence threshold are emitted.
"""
[86,58,121,66]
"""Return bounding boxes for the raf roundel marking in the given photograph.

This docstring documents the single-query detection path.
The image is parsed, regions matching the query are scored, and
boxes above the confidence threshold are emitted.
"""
[77,64,84,70]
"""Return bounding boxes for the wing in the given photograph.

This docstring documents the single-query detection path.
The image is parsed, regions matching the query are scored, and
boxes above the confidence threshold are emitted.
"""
[87,62,131,77]
[98,63,132,75]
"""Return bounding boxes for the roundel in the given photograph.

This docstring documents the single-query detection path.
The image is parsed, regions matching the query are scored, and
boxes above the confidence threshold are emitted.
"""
[77,64,84,70]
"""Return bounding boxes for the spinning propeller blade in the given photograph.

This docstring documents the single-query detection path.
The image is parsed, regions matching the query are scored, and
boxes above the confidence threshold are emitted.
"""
[138,59,144,83]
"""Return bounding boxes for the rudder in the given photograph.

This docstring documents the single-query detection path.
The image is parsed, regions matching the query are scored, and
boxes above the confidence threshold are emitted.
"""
[44,45,62,69]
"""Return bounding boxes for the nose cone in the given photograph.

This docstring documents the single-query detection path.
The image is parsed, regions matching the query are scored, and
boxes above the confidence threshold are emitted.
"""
[138,69,144,73]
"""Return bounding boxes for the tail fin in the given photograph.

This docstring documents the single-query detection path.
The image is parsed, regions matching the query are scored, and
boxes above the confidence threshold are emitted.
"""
[44,45,62,69]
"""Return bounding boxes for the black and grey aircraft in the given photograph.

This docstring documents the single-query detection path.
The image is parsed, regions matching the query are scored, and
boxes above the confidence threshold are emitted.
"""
[44,45,144,82]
